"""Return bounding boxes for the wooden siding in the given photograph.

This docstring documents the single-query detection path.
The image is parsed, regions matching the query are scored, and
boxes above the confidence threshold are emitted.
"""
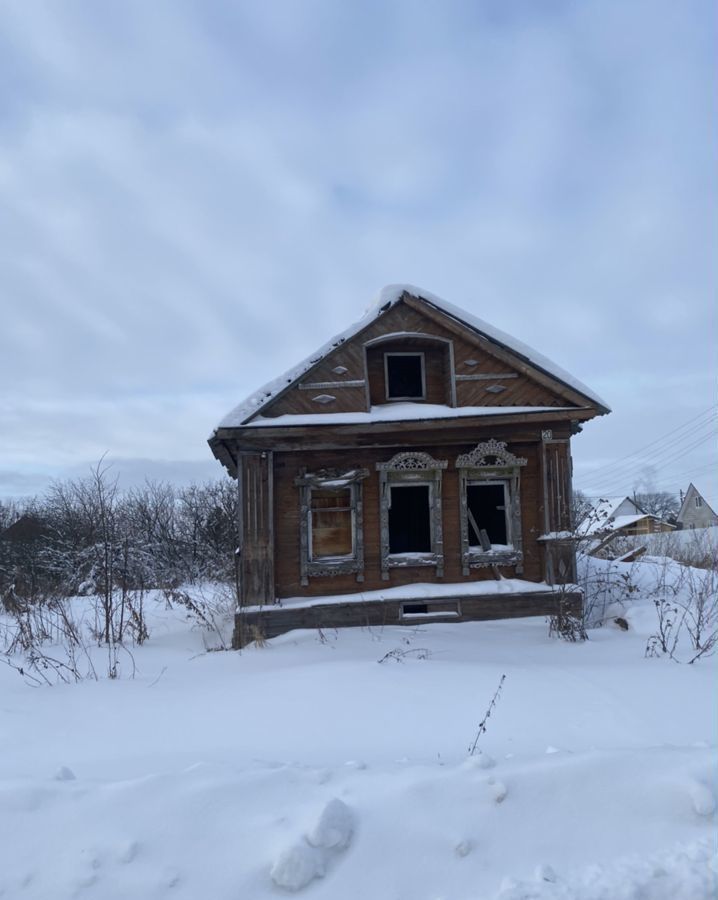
[271,436,550,600]
[256,299,582,420]
[233,589,582,647]
[238,451,274,606]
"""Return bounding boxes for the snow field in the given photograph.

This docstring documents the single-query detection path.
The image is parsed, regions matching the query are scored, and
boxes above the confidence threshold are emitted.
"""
[0,573,716,899]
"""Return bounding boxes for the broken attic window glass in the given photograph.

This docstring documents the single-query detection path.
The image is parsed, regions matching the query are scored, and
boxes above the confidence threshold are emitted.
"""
[385,353,424,399]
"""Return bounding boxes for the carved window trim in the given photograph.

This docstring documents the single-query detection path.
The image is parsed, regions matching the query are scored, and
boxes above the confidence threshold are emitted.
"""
[376,452,448,580]
[295,468,369,585]
[455,440,527,575]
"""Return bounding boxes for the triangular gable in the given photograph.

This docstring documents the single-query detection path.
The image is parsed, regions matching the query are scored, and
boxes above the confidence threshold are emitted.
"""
[677,483,718,523]
[216,285,610,429]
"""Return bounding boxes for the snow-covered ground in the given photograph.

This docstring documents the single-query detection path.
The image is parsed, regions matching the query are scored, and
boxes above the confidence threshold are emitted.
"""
[0,564,716,899]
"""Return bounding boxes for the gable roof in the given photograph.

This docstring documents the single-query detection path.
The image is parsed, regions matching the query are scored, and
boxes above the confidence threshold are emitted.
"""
[676,483,718,523]
[214,284,610,431]
[578,496,642,535]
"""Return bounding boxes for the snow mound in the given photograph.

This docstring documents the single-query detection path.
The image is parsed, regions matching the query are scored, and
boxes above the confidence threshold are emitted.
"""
[688,781,716,817]
[307,798,354,850]
[463,752,495,770]
[270,843,326,892]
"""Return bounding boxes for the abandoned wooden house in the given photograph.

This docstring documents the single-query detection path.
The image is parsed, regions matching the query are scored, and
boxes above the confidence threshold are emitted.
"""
[208,285,610,647]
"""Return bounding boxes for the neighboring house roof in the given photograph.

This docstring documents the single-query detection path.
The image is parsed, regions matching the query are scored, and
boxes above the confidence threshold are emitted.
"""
[579,496,676,536]
[578,497,643,536]
[214,284,610,431]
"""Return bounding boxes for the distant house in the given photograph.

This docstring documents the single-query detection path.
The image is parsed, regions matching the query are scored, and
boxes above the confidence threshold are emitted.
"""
[676,484,718,530]
[209,285,610,647]
[578,496,674,538]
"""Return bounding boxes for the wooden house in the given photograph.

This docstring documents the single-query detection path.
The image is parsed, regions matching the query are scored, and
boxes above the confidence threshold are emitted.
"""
[208,285,610,646]
[676,484,718,530]
[578,496,675,539]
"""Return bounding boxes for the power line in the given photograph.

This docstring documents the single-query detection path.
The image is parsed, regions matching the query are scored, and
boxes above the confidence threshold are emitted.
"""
[581,428,716,493]
[580,404,717,481]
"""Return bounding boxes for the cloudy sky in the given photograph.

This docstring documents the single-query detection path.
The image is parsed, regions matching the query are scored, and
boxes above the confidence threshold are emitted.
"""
[1,0,716,507]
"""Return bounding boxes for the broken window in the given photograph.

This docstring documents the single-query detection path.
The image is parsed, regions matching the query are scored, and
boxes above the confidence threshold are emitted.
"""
[310,487,354,559]
[388,484,431,553]
[385,353,425,400]
[466,482,509,548]
[455,440,527,575]
[376,451,448,579]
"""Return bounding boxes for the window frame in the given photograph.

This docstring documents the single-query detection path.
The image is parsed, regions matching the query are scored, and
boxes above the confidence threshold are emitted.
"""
[456,440,527,575]
[466,478,512,549]
[295,468,369,585]
[308,485,356,563]
[384,352,426,401]
[376,451,448,579]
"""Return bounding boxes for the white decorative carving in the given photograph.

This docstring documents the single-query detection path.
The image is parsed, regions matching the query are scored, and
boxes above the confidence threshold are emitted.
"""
[485,384,506,394]
[456,440,527,469]
[376,451,448,472]
[311,394,336,405]
[332,365,349,375]
[464,359,478,367]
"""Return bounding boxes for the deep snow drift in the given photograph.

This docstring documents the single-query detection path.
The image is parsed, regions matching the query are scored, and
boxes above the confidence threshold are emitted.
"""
[0,562,715,899]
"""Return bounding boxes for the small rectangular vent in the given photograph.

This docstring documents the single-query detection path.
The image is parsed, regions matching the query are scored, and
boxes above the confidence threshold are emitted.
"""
[400,600,461,620]
[485,384,506,394]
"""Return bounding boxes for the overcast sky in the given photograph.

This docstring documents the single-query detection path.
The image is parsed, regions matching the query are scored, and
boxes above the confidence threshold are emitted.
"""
[1,0,716,508]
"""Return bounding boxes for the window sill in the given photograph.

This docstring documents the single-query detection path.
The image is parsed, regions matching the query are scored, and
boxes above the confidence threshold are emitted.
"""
[464,550,521,568]
[387,552,442,569]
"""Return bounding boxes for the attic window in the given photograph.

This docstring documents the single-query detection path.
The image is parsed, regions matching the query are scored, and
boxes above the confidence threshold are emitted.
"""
[385,353,425,400]
[695,496,703,508]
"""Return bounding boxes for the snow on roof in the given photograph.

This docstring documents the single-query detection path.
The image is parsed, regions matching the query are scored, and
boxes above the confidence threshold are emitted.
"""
[244,403,584,429]
[578,496,647,535]
[214,284,610,431]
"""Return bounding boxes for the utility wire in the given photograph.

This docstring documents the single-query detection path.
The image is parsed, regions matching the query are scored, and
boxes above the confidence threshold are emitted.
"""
[580,404,717,480]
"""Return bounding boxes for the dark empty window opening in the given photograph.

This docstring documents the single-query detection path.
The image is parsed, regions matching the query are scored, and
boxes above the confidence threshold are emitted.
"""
[467,483,508,547]
[385,353,424,400]
[389,484,431,553]
[403,603,428,615]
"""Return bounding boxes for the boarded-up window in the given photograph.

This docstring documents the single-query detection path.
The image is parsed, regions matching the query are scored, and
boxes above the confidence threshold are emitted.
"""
[310,487,354,559]
[467,482,509,547]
